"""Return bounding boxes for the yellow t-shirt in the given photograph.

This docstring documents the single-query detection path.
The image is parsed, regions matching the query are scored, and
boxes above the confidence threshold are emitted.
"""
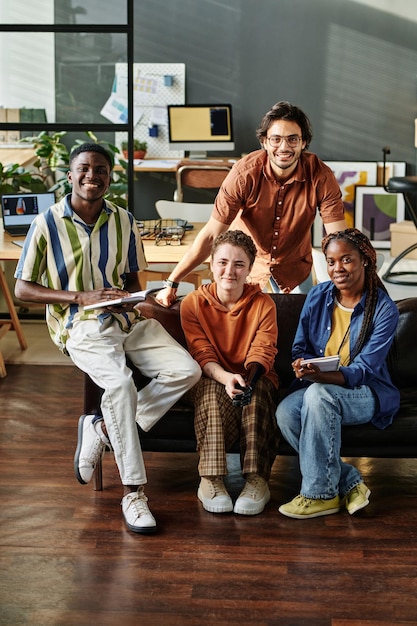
[325,300,353,366]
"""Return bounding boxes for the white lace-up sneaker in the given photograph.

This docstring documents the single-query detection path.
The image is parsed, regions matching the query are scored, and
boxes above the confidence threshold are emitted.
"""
[74,414,110,484]
[234,474,270,515]
[121,488,157,534]
[198,476,233,513]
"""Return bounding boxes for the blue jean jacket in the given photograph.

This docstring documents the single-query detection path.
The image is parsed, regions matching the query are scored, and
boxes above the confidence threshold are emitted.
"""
[292,281,400,429]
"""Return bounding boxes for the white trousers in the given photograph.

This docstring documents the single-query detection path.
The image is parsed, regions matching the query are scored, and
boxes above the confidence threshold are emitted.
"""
[66,317,201,485]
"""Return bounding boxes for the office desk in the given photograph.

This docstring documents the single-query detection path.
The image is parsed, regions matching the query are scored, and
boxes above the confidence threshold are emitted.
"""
[141,221,205,263]
[140,222,209,287]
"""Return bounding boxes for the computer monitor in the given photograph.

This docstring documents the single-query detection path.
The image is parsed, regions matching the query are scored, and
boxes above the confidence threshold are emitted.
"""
[167,104,235,159]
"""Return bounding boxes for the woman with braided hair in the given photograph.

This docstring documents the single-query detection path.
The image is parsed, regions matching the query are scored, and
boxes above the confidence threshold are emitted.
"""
[276,228,399,519]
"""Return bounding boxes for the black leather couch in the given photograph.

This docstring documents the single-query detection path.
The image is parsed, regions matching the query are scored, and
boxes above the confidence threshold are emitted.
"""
[85,294,417,490]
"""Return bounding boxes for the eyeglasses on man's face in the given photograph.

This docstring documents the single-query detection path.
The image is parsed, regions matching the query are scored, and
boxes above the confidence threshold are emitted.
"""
[266,134,302,148]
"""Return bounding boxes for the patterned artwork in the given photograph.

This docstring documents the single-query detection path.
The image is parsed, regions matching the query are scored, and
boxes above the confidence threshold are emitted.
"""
[324,161,378,228]
[354,186,405,248]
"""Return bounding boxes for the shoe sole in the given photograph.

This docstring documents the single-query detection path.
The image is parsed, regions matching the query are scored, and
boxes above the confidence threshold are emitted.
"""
[346,488,371,515]
[278,505,340,519]
[125,520,157,534]
[234,491,271,516]
[74,415,89,484]
[197,487,233,513]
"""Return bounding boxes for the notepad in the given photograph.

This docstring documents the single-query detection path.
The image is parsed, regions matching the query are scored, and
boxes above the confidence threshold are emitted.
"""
[83,287,159,311]
[299,355,340,371]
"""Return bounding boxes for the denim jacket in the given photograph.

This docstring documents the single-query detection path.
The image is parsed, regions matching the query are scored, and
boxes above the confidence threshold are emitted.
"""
[292,281,400,429]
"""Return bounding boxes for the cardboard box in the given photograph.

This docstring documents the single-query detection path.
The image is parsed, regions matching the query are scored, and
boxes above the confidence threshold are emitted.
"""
[390,220,417,259]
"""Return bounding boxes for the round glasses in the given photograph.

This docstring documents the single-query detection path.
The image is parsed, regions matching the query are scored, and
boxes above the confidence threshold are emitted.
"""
[266,135,302,148]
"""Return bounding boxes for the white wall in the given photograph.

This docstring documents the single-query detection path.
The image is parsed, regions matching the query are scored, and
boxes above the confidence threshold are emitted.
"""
[351,0,417,24]
[0,0,55,123]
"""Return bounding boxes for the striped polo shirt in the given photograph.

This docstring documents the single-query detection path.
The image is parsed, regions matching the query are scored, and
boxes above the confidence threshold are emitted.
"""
[15,195,147,353]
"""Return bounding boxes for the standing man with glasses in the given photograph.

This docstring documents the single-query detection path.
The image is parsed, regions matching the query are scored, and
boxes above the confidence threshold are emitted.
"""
[156,101,347,307]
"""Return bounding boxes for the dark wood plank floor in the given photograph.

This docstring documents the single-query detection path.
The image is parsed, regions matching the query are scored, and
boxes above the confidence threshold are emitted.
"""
[1,364,417,626]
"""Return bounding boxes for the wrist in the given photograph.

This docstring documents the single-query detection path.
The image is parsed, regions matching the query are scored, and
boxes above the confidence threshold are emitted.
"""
[163,279,179,289]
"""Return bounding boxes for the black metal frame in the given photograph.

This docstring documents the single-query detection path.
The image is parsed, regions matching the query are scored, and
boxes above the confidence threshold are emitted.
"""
[0,1,135,209]
[381,147,417,285]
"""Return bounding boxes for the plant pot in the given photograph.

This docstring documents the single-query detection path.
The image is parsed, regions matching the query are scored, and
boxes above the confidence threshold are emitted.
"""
[123,150,147,160]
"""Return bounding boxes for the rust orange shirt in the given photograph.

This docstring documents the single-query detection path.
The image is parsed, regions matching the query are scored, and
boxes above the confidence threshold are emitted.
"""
[212,150,344,290]
[180,283,278,388]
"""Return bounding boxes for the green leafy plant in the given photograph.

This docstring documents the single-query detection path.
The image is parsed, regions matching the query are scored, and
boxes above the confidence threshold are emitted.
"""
[8,130,130,209]
[0,161,48,197]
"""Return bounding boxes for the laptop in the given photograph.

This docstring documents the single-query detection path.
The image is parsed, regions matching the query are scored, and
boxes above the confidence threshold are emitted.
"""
[1,192,55,236]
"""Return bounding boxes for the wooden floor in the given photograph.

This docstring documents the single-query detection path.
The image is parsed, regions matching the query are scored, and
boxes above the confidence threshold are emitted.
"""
[1,364,417,626]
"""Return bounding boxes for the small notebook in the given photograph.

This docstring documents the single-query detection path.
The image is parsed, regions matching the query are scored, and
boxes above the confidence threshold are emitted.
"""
[83,287,159,311]
[300,355,340,371]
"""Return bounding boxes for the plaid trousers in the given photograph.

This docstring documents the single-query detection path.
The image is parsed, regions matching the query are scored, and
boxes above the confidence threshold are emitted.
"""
[192,376,280,480]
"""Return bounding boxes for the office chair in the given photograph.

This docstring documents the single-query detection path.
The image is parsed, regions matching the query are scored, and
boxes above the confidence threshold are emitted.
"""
[174,160,232,201]
[381,147,417,285]
[155,199,213,223]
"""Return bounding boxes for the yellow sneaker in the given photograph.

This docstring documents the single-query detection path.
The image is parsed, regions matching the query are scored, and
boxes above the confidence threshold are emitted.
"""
[279,494,340,519]
[344,483,371,515]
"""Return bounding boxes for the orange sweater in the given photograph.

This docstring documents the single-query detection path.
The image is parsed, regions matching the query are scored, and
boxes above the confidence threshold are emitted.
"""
[180,283,278,388]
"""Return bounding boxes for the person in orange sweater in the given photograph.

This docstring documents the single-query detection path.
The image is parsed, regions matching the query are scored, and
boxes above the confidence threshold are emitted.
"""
[180,230,280,516]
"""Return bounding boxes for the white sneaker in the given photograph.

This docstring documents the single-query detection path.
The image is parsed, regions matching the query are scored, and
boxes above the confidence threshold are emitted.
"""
[197,476,233,513]
[234,474,270,515]
[74,414,110,484]
[121,488,157,534]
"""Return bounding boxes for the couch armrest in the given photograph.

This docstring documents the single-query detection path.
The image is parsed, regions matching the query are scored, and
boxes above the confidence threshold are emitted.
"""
[138,295,186,347]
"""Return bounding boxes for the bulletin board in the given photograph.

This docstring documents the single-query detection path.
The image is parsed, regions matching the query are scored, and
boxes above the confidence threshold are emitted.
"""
[101,62,186,159]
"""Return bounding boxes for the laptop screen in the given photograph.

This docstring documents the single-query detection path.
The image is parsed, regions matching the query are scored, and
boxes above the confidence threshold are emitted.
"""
[1,192,55,234]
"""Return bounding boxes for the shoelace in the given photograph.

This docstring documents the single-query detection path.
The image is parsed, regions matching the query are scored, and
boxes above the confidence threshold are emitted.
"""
[348,485,361,499]
[90,420,112,461]
[209,477,228,497]
[87,434,107,465]
[127,492,150,518]
[239,475,262,500]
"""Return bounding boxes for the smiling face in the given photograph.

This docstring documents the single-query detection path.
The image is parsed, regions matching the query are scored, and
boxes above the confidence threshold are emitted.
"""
[210,242,252,302]
[325,239,367,297]
[261,119,306,179]
[67,151,112,205]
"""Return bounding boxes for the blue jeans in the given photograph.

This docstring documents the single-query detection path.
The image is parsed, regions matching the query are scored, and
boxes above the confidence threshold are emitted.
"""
[276,383,376,499]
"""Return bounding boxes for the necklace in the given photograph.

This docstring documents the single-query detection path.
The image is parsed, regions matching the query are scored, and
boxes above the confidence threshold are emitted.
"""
[337,324,350,364]
[334,298,352,366]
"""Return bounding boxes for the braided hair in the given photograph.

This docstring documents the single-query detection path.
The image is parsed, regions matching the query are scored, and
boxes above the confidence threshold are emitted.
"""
[321,228,388,363]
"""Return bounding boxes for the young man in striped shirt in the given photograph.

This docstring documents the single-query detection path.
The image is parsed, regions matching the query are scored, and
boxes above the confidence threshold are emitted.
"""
[15,143,201,534]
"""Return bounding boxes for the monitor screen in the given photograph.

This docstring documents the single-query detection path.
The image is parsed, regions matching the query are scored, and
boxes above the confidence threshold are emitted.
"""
[167,104,235,158]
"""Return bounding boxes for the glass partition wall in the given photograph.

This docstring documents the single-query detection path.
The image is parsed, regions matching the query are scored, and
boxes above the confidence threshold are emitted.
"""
[0,0,135,208]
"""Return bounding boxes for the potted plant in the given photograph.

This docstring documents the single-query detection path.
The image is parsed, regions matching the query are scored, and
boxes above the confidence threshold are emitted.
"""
[121,139,147,160]
[15,130,130,209]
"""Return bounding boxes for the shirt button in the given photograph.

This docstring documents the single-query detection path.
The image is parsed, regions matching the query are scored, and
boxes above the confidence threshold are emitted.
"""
[276,216,280,220]
[274,231,278,235]
[271,258,275,262]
